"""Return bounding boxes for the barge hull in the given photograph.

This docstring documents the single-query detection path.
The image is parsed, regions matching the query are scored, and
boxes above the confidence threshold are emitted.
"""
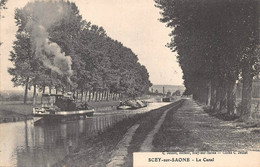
[33,110,94,119]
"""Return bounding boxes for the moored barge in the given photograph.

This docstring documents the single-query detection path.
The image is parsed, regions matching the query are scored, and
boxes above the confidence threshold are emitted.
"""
[33,93,94,122]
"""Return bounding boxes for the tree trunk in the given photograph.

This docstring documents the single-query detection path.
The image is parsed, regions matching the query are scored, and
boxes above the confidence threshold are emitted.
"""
[115,93,117,100]
[98,91,101,101]
[96,91,99,101]
[198,87,203,104]
[92,91,95,101]
[113,93,116,100]
[106,91,109,101]
[88,91,92,102]
[81,89,84,102]
[210,81,217,110]
[193,87,199,101]
[102,91,105,101]
[220,87,227,112]
[100,91,103,101]
[43,86,45,94]
[95,91,98,101]
[33,84,37,106]
[202,85,208,105]
[23,77,29,104]
[241,64,253,120]
[226,80,237,116]
[206,82,211,106]
[214,86,222,112]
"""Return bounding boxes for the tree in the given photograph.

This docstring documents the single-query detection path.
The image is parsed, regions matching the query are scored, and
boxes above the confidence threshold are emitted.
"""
[172,90,181,96]
[0,0,7,10]
[0,0,8,42]
[10,0,152,103]
[237,1,259,120]
[8,9,36,104]
[166,91,171,96]
[155,0,259,120]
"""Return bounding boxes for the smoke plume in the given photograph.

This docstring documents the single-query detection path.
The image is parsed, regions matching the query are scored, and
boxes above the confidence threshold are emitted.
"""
[23,1,73,83]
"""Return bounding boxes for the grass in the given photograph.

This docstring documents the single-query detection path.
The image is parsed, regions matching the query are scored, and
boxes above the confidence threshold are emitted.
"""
[203,107,239,121]
[153,104,209,152]
[0,103,33,123]
[0,103,33,116]
[87,101,120,108]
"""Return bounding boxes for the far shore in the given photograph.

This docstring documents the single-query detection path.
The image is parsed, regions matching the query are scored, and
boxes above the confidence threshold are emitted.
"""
[0,100,121,124]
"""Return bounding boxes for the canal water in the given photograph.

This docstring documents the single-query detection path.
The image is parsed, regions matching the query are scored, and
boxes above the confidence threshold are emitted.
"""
[0,102,169,167]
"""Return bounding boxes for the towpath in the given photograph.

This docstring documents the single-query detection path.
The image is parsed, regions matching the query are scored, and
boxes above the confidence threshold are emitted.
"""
[152,99,260,152]
[55,99,260,167]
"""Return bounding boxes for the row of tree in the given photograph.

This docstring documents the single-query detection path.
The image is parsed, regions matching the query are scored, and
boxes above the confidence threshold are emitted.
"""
[8,0,152,104]
[155,0,259,121]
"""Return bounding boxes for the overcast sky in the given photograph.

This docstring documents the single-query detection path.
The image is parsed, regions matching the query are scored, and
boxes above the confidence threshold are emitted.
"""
[0,0,183,91]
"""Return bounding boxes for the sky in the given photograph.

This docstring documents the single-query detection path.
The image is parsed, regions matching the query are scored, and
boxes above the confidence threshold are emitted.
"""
[0,0,183,91]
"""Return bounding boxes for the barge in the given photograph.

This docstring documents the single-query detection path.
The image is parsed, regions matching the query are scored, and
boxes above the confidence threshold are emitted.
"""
[117,99,148,110]
[33,93,94,123]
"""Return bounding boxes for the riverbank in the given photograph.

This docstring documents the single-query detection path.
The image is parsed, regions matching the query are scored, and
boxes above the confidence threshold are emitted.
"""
[0,101,120,123]
[0,103,33,123]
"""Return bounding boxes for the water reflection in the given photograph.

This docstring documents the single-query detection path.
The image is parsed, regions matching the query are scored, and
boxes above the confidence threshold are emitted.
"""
[0,102,169,167]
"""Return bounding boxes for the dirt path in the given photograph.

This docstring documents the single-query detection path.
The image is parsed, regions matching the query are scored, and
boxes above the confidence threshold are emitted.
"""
[153,99,260,152]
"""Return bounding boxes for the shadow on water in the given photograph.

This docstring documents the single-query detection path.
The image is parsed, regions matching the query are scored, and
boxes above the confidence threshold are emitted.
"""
[0,102,169,166]
[0,114,130,167]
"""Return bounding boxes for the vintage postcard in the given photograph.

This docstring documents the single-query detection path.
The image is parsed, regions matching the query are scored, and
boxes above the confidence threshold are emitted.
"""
[0,0,259,166]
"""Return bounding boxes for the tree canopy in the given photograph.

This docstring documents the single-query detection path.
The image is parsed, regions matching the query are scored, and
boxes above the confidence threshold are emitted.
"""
[155,0,259,120]
[9,0,152,103]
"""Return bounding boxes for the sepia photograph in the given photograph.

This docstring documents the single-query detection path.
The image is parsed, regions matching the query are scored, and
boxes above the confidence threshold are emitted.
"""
[0,0,259,166]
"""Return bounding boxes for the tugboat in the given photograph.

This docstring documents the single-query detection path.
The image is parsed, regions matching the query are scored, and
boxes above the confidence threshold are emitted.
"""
[117,99,147,110]
[32,92,94,123]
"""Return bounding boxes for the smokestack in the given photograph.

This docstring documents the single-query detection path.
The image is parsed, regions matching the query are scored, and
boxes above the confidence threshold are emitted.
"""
[163,86,165,95]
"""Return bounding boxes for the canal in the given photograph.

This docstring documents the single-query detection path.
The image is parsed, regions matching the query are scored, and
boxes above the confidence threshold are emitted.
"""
[0,102,169,167]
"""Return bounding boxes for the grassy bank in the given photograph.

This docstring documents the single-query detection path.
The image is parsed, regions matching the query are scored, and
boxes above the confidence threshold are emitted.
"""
[0,103,33,123]
[123,100,184,167]
[53,115,140,167]
[153,100,260,152]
